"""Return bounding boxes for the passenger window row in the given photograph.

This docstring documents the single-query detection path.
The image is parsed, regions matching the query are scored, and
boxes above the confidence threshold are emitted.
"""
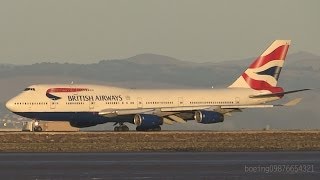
[146,102,173,105]
[106,102,135,105]
[66,102,84,105]
[24,88,35,91]
[190,101,234,104]
[14,102,48,105]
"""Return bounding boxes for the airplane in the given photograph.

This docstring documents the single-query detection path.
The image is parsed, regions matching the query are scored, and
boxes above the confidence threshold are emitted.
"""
[5,40,309,131]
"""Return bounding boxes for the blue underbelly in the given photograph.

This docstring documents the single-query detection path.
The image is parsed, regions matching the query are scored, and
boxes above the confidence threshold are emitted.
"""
[14,112,134,124]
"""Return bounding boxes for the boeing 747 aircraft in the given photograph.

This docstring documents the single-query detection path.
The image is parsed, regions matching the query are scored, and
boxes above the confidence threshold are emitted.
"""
[5,40,309,131]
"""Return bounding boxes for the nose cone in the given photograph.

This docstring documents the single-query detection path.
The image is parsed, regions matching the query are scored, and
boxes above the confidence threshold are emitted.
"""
[5,99,15,112]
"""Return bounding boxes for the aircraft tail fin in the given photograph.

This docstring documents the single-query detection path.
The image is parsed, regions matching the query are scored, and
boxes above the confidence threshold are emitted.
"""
[229,40,290,93]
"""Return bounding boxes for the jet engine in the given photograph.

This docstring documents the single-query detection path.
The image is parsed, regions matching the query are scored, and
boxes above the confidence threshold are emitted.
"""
[134,114,163,130]
[194,111,224,124]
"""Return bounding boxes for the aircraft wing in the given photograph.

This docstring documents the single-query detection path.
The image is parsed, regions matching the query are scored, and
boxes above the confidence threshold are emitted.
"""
[99,108,155,117]
[221,98,302,109]
[99,98,302,124]
[99,105,217,117]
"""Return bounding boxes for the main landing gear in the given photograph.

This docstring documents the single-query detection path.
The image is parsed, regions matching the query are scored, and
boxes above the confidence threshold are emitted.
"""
[113,123,162,132]
[114,123,129,132]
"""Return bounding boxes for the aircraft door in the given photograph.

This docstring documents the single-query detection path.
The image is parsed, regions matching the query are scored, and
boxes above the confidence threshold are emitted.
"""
[27,102,32,111]
[89,101,95,110]
[235,97,240,104]
[137,97,143,108]
[178,97,184,106]
[50,101,56,109]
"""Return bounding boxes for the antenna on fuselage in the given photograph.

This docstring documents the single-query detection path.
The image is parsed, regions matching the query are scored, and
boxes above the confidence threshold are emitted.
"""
[71,81,74,85]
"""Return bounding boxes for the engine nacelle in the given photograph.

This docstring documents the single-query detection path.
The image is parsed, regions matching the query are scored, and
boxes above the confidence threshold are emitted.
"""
[194,111,224,124]
[134,114,163,129]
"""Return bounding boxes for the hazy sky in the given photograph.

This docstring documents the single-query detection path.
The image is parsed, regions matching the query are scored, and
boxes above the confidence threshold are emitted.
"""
[0,0,319,64]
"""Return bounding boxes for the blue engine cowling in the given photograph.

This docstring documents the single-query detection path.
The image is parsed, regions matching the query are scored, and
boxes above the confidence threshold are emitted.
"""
[194,111,224,124]
[134,114,163,129]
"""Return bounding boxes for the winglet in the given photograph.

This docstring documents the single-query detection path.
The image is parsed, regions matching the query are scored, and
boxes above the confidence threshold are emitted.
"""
[283,98,302,107]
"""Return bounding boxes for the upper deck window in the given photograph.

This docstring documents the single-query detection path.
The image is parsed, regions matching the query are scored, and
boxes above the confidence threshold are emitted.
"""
[24,88,35,91]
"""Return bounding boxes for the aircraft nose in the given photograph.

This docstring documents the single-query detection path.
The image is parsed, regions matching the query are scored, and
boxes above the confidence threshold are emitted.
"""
[5,99,14,111]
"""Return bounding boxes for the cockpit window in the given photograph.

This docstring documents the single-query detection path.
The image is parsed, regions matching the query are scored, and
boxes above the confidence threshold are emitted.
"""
[24,88,35,91]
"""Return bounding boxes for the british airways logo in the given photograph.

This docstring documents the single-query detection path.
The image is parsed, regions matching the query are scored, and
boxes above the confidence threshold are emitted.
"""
[46,88,89,100]
[46,88,123,102]
[68,95,123,102]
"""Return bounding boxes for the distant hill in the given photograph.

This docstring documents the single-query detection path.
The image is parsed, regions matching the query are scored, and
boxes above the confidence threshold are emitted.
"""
[1,52,319,130]
[286,51,320,70]
[126,53,189,65]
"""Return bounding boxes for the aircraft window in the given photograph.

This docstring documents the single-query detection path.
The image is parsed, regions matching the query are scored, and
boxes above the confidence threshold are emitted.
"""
[24,88,35,91]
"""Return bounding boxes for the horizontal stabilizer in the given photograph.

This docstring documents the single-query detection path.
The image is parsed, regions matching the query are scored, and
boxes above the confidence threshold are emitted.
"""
[280,98,302,107]
[249,89,310,98]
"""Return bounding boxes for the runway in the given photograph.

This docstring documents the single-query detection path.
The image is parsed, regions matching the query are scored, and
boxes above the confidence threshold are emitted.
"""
[0,152,319,179]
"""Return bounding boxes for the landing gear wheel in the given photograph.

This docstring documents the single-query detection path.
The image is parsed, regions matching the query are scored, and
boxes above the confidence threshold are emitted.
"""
[114,124,129,132]
[121,125,129,131]
[154,126,161,131]
[34,126,42,132]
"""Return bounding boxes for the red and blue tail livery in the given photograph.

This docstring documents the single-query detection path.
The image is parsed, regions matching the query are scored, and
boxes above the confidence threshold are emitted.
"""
[229,40,290,94]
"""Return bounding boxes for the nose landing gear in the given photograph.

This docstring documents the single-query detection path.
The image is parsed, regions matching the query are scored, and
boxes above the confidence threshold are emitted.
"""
[33,121,43,132]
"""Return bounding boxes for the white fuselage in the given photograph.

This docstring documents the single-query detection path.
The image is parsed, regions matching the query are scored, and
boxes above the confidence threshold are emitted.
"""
[6,84,278,114]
